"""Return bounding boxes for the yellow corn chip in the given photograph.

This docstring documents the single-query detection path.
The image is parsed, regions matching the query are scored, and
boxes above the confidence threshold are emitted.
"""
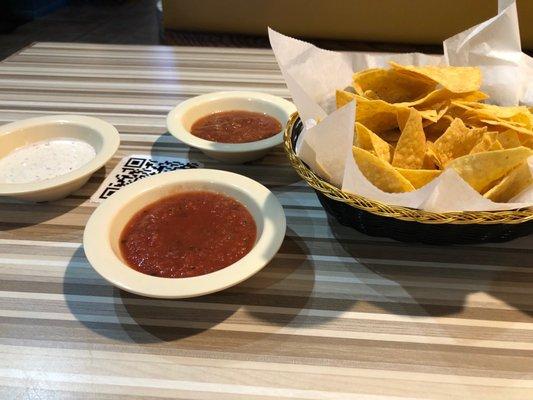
[479,118,533,136]
[476,119,533,136]
[455,91,489,102]
[392,108,426,169]
[389,62,482,93]
[483,162,532,203]
[355,122,393,163]
[456,102,531,120]
[434,105,450,122]
[378,128,401,143]
[395,168,441,189]
[333,64,532,202]
[467,112,529,128]
[456,102,533,134]
[519,133,533,149]
[424,115,453,142]
[363,89,380,100]
[490,140,504,151]
[354,95,438,133]
[447,102,471,121]
[353,147,415,193]
[497,130,521,148]
[427,141,445,169]
[353,96,403,133]
[396,107,412,131]
[398,102,448,131]
[433,118,485,164]
[353,68,436,103]
[446,146,532,192]
[423,141,441,169]
[469,132,499,154]
[336,89,356,108]
[422,155,436,170]
[469,138,491,155]
[397,89,488,109]
[509,112,533,130]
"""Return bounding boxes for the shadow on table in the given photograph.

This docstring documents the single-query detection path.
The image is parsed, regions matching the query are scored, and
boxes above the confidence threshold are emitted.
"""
[226,228,316,327]
[63,228,317,344]
[327,214,533,318]
[150,132,219,169]
[150,132,181,155]
[151,132,303,189]
[63,244,237,343]
[0,166,106,232]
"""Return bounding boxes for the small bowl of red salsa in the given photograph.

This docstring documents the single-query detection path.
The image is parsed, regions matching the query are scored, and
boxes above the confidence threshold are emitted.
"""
[167,91,296,163]
[83,169,286,298]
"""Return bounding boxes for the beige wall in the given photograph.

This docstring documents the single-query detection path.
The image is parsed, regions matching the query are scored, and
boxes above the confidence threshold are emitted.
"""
[163,0,533,49]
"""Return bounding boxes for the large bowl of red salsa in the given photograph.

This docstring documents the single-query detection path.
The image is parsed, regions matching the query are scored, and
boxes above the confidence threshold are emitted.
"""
[83,169,286,298]
[167,91,296,163]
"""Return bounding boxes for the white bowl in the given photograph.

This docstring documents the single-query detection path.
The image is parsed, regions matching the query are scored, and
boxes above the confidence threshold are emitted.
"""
[0,115,120,202]
[83,169,286,299]
[166,91,296,163]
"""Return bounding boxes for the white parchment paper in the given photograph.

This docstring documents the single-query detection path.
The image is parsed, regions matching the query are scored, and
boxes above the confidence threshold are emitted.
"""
[269,0,533,212]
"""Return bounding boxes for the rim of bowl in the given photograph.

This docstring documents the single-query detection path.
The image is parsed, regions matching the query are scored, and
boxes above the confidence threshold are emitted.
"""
[166,91,296,153]
[0,115,120,195]
[83,169,287,299]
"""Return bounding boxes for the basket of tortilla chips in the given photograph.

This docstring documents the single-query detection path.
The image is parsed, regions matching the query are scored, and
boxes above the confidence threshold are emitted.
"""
[283,62,533,244]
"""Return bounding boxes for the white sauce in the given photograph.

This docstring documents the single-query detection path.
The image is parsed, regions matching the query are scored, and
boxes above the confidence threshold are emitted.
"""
[0,138,96,184]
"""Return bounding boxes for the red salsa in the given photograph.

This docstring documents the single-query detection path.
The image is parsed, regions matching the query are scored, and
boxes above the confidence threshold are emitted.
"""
[120,191,257,278]
[190,110,282,143]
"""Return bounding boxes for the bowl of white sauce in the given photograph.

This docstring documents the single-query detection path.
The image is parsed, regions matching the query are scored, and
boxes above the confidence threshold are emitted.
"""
[0,115,120,202]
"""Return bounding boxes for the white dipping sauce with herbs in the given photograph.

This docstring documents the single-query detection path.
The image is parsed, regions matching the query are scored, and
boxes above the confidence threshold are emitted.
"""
[0,138,96,184]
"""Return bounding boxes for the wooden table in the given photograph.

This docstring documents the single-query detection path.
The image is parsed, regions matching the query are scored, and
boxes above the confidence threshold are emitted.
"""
[0,42,532,400]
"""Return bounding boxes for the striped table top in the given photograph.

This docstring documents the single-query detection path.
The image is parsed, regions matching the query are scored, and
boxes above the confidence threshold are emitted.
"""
[0,42,532,400]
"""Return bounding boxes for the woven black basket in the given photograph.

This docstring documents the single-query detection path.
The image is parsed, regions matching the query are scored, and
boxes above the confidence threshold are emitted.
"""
[286,115,533,245]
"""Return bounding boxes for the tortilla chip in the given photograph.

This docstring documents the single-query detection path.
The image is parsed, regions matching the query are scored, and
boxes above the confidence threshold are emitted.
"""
[447,102,471,121]
[456,102,531,120]
[396,107,412,131]
[509,112,533,130]
[446,146,533,192]
[433,118,485,165]
[519,133,533,149]
[355,122,393,163]
[378,128,402,143]
[353,96,404,133]
[422,155,436,170]
[363,89,380,100]
[456,103,533,135]
[355,95,438,133]
[392,108,426,169]
[389,62,482,93]
[423,141,441,169]
[336,89,356,109]
[468,112,529,129]
[397,89,487,109]
[497,130,521,149]
[353,68,436,103]
[469,138,491,155]
[435,105,450,123]
[479,118,533,136]
[353,147,415,193]
[395,168,441,189]
[424,115,454,142]
[433,105,450,122]
[490,140,504,151]
[469,132,499,154]
[456,91,489,102]
[483,162,532,203]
